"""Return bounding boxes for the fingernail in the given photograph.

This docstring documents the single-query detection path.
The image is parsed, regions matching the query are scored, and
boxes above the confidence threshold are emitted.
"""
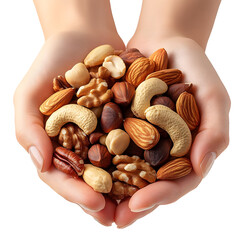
[77,203,101,213]
[29,146,43,171]
[201,152,216,178]
[130,204,155,213]
[117,221,136,229]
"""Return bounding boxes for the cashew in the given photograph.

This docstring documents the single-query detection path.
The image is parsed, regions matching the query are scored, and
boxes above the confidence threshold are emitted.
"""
[84,44,115,67]
[83,164,112,193]
[45,104,97,137]
[65,63,90,88]
[131,78,168,119]
[145,105,192,157]
[102,55,126,79]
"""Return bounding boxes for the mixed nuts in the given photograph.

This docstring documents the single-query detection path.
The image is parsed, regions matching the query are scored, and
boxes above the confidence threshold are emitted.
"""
[39,44,200,200]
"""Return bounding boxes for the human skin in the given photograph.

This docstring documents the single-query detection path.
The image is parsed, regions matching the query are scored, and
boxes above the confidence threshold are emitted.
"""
[114,0,230,228]
[14,0,125,226]
[14,0,230,229]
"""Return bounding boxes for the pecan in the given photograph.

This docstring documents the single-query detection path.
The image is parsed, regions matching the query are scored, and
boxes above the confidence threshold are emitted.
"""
[58,123,90,160]
[112,155,157,188]
[76,78,113,108]
[53,147,84,177]
[53,75,71,92]
[109,181,139,200]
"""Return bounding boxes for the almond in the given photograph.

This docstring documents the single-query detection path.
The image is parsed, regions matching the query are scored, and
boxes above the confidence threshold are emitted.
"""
[149,48,168,71]
[125,57,155,87]
[167,83,192,102]
[157,157,192,180]
[146,69,182,85]
[123,118,160,150]
[176,92,200,130]
[39,88,75,115]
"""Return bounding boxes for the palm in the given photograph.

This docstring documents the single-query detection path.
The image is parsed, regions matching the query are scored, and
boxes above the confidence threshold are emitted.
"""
[114,37,230,227]
[15,32,125,226]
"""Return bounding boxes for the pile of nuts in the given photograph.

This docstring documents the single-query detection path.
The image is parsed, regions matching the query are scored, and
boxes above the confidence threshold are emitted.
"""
[40,44,200,200]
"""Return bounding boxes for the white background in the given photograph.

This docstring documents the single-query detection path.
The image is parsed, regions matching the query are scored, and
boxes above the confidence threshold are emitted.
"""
[0,1,239,239]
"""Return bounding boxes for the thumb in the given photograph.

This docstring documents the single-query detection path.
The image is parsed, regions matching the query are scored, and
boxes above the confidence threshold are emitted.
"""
[190,95,230,178]
[14,92,53,173]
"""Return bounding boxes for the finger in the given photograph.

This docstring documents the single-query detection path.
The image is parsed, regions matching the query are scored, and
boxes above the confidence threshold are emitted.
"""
[38,165,105,212]
[81,197,117,226]
[128,172,201,213]
[190,93,230,178]
[115,198,158,229]
[14,88,53,172]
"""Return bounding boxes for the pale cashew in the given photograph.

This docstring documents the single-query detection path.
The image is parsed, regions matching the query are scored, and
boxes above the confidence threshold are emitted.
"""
[45,104,97,137]
[145,105,192,157]
[131,78,168,119]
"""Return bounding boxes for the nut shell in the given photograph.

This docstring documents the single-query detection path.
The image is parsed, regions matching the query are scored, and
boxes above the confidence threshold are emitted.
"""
[119,48,145,68]
[101,102,123,133]
[111,81,135,106]
[88,144,112,168]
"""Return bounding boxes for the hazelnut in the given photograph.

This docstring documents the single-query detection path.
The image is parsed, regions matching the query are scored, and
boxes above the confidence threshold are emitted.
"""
[119,48,145,68]
[124,140,144,158]
[144,139,172,167]
[151,95,175,111]
[167,83,192,102]
[106,129,130,155]
[88,144,112,168]
[89,132,104,145]
[101,102,123,133]
[111,81,135,106]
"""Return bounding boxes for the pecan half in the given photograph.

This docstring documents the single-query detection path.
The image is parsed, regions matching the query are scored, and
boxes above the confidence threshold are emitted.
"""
[53,147,84,177]
[53,75,71,92]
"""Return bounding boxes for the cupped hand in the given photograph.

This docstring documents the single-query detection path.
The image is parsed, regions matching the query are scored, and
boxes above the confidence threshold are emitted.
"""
[115,37,231,228]
[14,31,125,226]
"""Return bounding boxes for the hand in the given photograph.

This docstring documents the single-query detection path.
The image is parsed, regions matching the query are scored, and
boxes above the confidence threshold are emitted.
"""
[114,37,230,228]
[14,30,125,226]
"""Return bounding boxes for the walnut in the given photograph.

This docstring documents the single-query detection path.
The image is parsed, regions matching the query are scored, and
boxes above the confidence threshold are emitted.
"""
[109,181,138,200]
[58,123,90,160]
[76,78,113,108]
[112,155,157,189]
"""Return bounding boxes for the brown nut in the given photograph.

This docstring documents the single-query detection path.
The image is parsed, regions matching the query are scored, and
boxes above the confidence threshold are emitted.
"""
[90,105,104,118]
[157,157,192,180]
[39,88,75,116]
[125,57,156,87]
[144,138,172,167]
[111,81,135,106]
[105,129,130,155]
[53,75,71,92]
[102,55,126,79]
[65,63,90,88]
[167,83,192,102]
[101,102,123,133]
[89,132,104,145]
[124,140,144,158]
[149,48,168,71]
[176,92,200,130]
[53,147,84,177]
[119,48,145,68]
[88,144,112,168]
[146,69,182,85]
[124,118,160,150]
[151,96,175,111]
